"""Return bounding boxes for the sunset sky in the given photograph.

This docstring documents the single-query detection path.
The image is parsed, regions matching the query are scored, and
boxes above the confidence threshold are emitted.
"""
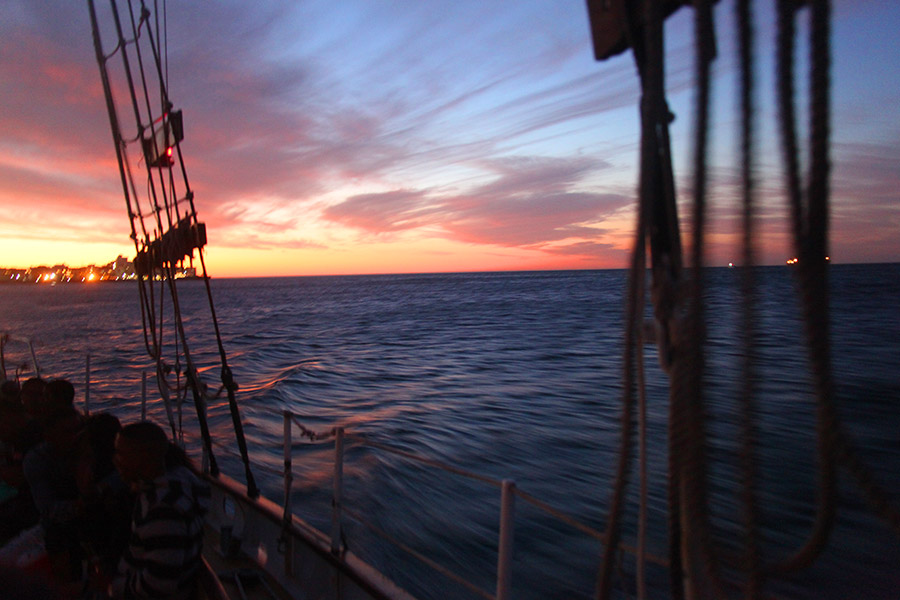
[1,1,898,277]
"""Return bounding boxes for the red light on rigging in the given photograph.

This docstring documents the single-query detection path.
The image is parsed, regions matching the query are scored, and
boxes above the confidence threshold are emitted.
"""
[141,110,183,168]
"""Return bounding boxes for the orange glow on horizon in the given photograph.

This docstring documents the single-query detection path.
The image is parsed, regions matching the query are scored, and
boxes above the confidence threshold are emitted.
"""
[202,236,622,278]
[2,1,899,283]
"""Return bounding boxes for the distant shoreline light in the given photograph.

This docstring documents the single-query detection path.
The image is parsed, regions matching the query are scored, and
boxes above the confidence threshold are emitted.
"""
[0,255,198,284]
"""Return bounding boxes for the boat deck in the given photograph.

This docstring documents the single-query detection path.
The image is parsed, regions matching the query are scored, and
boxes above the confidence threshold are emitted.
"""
[202,524,293,600]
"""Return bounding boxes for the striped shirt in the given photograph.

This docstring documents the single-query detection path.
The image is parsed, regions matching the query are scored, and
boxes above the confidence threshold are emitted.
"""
[119,466,210,599]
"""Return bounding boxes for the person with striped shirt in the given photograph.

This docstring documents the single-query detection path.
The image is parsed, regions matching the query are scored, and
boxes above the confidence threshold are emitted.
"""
[110,421,210,599]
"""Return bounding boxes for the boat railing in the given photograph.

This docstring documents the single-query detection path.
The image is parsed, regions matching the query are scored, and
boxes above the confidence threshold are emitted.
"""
[76,360,667,597]
[275,410,668,600]
[0,333,42,383]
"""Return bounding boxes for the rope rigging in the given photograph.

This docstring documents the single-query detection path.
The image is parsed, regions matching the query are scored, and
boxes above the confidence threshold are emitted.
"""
[83,0,900,596]
[586,0,899,598]
[87,0,258,498]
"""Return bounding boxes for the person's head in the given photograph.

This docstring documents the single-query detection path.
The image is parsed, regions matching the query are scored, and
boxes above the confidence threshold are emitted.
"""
[114,421,169,484]
[0,400,27,443]
[20,377,45,415]
[43,406,83,453]
[0,380,20,403]
[80,412,122,480]
[44,379,75,412]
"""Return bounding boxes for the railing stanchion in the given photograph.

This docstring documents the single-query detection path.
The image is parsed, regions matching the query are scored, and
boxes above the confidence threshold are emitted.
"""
[496,479,516,600]
[331,427,345,555]
[284,411,293,517]
[141,371,147,420]
[83,353,91,415]
[28,339,40,379]
[283,410,294,575]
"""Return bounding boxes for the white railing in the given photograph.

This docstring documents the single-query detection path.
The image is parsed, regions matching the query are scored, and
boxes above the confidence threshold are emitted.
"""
[279,410,668,600]
[74,360,666,598]
[0,333,42,383]
[281,410,515,600]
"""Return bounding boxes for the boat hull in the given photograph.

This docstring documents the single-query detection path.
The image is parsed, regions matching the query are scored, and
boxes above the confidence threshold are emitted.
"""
[204,473,416,600]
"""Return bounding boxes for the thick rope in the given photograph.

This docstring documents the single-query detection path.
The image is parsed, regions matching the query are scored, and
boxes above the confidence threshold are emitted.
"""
[736,0,763,597]
[673,2,729,599]
[595,161,645,600]
[95,0,220,474]
[289,416,337,442]
[801,0,900,547]
[767,0,836,574]
[636,216,649,600]
[611,2,686,598]
[591,0,899,594]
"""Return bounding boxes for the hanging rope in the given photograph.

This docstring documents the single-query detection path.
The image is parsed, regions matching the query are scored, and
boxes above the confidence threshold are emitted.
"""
[766,0,836,574]
[595,218,643,600]
[770,3,900,575]
[593,1,685,597]
[586,1,899,598]
[665,2,729,597]
[636,212,650,600]
[736,0,763,597]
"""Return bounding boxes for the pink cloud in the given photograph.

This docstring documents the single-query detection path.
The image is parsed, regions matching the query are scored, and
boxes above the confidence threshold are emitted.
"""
[323,155,629,256]
[323,190,436,233]
[4,0,898,274]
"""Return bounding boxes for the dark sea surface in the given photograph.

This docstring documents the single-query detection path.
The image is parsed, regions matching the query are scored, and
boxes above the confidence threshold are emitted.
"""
[1,265,898,599]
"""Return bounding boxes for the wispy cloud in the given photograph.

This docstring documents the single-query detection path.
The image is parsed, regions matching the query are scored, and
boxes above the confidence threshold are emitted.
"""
[1,0,898,273]
[324,155,628,256]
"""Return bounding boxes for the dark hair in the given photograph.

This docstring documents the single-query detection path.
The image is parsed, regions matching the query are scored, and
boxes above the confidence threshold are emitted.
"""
[119,421,171,464]
[0,399,25,418]
[20,377,45,397]
[45,379,75,407]
[119,421,168,445]
[83,412,122,480]
[0,380,20,402]
[43,404,80,429]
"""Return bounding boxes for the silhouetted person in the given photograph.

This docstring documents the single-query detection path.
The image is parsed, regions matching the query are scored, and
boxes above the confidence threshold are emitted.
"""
[22,407,82,522]
[19,378,46,422]
[0,401,40,542]
[0,380,20,404]
[43,379,75,416]
[75,413,132,576]
[110,421,209,599]
[21,406,83,581]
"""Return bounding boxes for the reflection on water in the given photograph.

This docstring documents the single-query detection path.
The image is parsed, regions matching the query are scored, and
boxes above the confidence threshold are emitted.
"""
[1,265,898,598]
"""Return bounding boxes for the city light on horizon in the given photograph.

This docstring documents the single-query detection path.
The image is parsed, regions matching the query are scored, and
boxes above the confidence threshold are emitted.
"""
[1,1,898,278]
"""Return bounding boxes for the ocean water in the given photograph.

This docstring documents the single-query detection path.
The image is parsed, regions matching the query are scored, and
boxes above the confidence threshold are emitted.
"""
[1,265,898,598]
